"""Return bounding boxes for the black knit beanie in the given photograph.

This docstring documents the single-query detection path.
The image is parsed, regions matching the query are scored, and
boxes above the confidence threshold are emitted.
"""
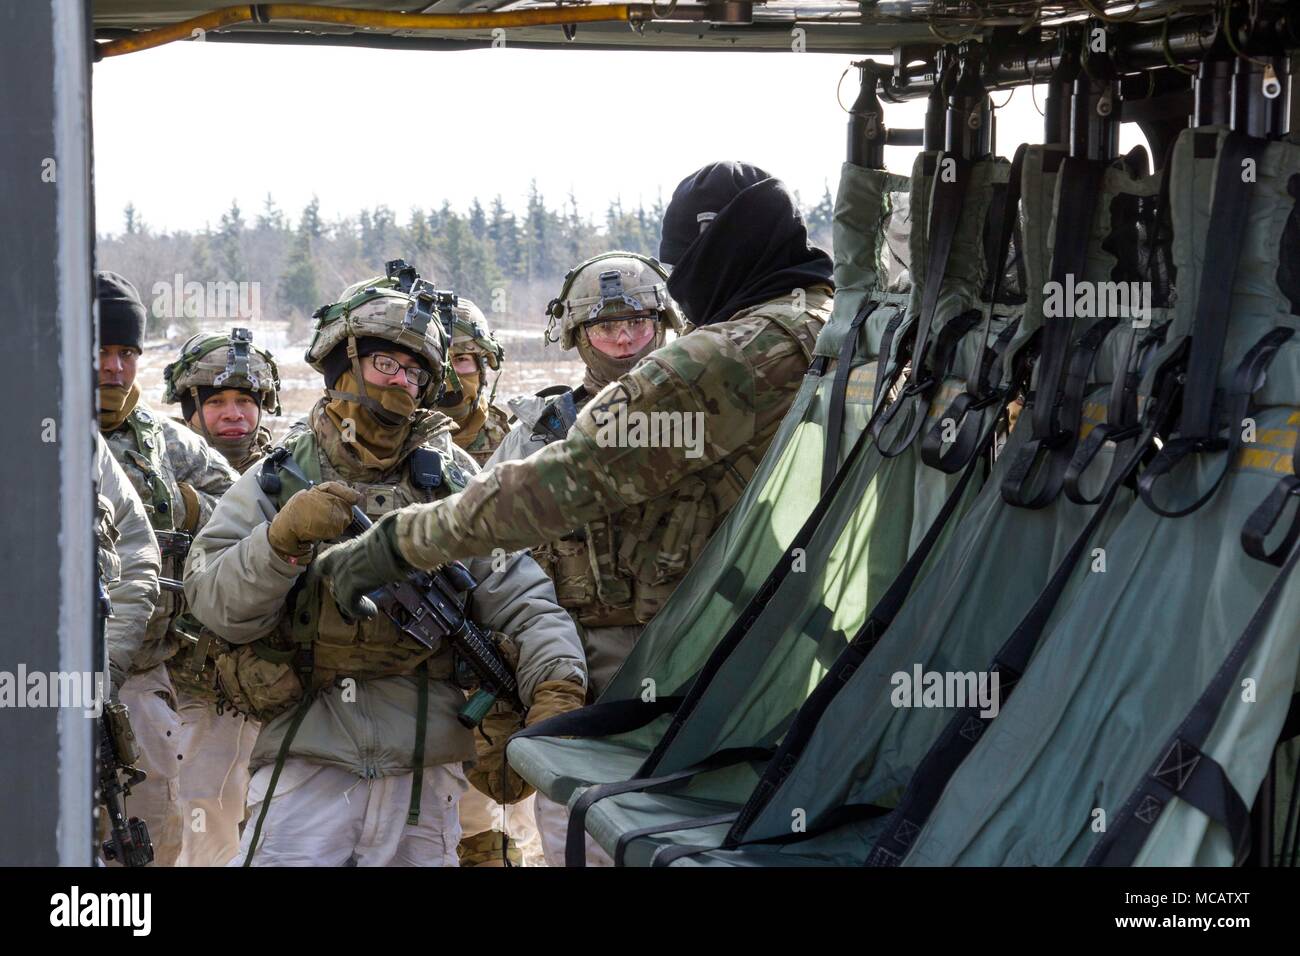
[96,270,147,351]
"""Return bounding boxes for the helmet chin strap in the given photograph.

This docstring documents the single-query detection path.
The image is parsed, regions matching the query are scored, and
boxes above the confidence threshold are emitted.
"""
[189,383,263,464]
[324,335,410,427]
[189,385,216,444]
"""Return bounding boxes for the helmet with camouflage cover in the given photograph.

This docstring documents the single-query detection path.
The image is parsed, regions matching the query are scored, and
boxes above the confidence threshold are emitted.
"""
[163,327,282,415]
[305,259,452,410]
[545,251,683,350]
[440,297,503,409]
[449,300,503,370]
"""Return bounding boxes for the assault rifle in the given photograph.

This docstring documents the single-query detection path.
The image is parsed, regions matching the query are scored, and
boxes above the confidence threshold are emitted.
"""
[95,529,153,866]
[99,700,155,866]
[261,445,521,727]
[156,530,191,594]
[343,507,521,728]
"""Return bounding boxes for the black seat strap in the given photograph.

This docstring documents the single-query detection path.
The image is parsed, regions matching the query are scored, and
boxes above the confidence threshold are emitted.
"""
[822,299,878,495]
[1139,326,1294,518]
[1000,158,1106,510]
[564,747,771,867]
[872,306,909,411]
[1086,527,1300,866]
[615,812,738,867]
[874,155,971,458]
[506,694,683,745]
[867,376,1176,865]
[1136,133,1273,518]
[726,443,987,845]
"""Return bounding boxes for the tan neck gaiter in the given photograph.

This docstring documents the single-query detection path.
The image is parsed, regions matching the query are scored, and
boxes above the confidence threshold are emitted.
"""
[99,382,141,432]
[323,370,418,472]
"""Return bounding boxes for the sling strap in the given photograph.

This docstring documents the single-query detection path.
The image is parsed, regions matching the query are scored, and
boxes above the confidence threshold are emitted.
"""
[874,155,972,458]
[872,306,910,411]
[1242,428,1300,566]
[920,145,1029,474]
[616,812,738,867]
[1139,326,1295,517]
[822,299,878,495]
[1064,324,1166,505]
[1137,132,1271,518]
[1001,158,1107,509]
[564,746,772,867]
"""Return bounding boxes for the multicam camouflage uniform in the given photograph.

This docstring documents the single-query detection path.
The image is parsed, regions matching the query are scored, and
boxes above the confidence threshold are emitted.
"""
[438,299,511,466]
[406,254,831,867]
[488,252,687,697]
[161,327,281,866]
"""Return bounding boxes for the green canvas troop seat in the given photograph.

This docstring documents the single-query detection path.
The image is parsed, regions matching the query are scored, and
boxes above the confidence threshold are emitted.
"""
[598,147,1186,866]
[903,127,1300,867]
[663,127,1300,869]
[508,162,917,810]
[522,149,1042,865]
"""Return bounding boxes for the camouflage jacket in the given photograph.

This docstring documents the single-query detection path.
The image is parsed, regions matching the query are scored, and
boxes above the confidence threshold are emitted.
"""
[395,289,832,579]
[94,433,161,689]
[103,402,238,672]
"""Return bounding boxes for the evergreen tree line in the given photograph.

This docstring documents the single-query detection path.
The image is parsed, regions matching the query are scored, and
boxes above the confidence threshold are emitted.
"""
[99,184,835,359]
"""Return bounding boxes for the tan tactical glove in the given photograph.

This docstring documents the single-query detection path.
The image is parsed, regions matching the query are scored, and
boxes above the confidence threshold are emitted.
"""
[267,481,363,562]
[466,706,535,805]
[525,678,587,727]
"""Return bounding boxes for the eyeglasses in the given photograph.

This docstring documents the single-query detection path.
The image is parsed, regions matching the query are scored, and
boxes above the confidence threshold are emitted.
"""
[585,316,655,344]
[368,353,431,387]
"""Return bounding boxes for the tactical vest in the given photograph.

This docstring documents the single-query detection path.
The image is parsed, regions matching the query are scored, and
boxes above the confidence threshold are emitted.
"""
[113,407,178,534]
[213,426,469,722]
[105,406,192,672]
[531,308,819,627]
[169,422,277,705]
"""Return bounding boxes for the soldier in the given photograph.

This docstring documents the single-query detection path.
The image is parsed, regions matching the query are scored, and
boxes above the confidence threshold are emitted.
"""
[491,251,684,695]
[161,328,281,866]
[437,300,510,466]
[94,432,161,703]
[312,161,835,865]
[454,252,684,867]
[96,270,239,866]
[183,268,588,866]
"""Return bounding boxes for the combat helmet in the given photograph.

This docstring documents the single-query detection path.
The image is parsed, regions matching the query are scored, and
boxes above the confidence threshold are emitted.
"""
[163,326,282,416]
[440,298,504,408]
[545,251,684,350]
[305,258,454,411]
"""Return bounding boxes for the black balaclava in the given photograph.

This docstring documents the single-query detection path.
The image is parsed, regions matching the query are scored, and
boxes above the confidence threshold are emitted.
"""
[659,161,833,327]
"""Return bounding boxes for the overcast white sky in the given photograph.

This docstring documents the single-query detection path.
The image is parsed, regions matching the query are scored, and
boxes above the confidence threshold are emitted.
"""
[90,41,1143,236]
